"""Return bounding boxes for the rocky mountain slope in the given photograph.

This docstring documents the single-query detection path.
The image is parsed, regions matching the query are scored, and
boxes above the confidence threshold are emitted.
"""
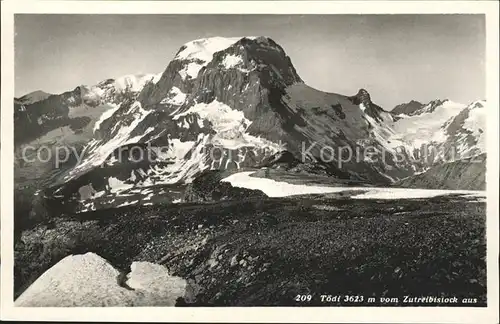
[391,99,425,116]
[14,74,160,189]
[14,74,160,146]
[394,153,486,191]
[14,90,52,105]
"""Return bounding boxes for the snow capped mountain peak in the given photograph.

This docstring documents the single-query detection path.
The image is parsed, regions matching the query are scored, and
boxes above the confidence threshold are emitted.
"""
[94,73,160,93]
[174,37,257,62]
[112,73,160,91]
[394,98,466,117]
[467,100,485,109]
[173,36,255,80]
[77,73,162,105]
[389,97,486,169]
[391,100,425,116]
[172,36,284,80]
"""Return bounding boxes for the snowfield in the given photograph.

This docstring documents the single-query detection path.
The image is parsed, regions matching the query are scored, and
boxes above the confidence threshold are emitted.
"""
[160,86,187,106]
[222,54,244,69]
[391,100,467,149]
[222,171,485,200]
[175,36,257,79]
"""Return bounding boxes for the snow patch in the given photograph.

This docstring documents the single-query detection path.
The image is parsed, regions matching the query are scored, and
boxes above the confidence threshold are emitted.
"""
[160,87,187,106]
[93,103,120,133]
[70,101,154,177]
[168,139,195,159]
[222,171,485,200]
[463,101,486,152]
[108,177,134,194]
[173,100,281,151]
[151,73,162,84]
[116,200,139,207]
[222,54,244,69]
[176,37,251,62]
[178,62,205,80]
[174,100,248,133]
[222,171,355,197]
[126,261,186,297]
[14,253,187,307]
[175,37,256,80]
[113,74,157,92]
[352,188,483,200]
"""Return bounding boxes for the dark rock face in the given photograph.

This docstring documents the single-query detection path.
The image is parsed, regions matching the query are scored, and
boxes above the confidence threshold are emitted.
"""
[259,150,353,178]
[392,99,448,118]
[184,170,267,203]
[137,36,303,140]
[259,150,300,169]
[14,88,86,145]
[347,88,387,122]
[354,88,372,107]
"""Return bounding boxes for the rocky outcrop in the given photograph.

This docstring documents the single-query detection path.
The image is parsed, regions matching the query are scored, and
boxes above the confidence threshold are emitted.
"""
[183,170,267,203]
[259,150,352,178]
[352,88,372,108]
[392,99,449,118]
[391,100,424,116]
[259,150,301,169]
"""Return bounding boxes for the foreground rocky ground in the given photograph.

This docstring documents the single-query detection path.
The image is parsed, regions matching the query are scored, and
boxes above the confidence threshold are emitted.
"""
[14,192,486,306]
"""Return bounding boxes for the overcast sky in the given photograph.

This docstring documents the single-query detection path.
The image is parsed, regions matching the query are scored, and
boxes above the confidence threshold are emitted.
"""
[15,14,485,109]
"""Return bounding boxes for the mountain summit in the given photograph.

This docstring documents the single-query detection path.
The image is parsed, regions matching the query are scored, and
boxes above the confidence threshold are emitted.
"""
[69,36,409,189]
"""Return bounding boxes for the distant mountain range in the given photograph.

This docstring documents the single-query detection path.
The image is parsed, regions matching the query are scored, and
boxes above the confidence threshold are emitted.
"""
[14,36,487,213]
